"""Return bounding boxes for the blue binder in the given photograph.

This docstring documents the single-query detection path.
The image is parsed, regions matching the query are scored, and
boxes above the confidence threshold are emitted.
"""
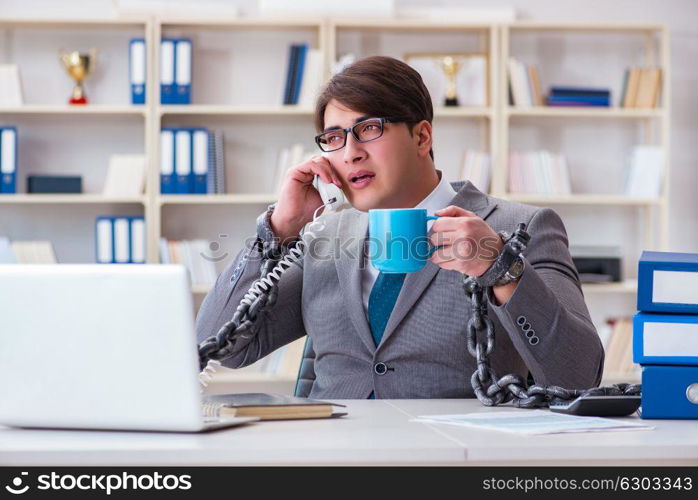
[129,216,146,264]
[638,250,698,314]
[174,129,192,194]
[95,217,115,264]
[160,39,176,105]
[160,129,176,194]
[174,38,192,105]
[641,365,698,419]
[129,38,146,105]
[292,43,308,104]
[0,127,17,194]
[190,128,209,194]
[283,45,299,105]
[633,312,698,366]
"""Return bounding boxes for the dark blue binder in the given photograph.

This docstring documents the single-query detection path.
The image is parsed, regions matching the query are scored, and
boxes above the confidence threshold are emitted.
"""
[283,45,299,105]
[638,250,698,314]
[160,128,176,194]
[174,38,192,105]
[633,312,698,366]
[0,127,17,195]
[174,128,192,194]
[160,38,177,105]
[95,216,115,264]
[292,43,308,105]
[641,365,698,419]
[190,128,209,194]
[129,38,146,105]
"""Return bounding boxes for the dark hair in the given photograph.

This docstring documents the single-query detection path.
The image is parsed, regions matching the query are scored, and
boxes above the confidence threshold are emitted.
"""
[314,56,434,160]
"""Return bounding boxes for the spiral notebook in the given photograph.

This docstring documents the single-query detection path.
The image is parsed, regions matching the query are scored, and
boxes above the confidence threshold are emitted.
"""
[202,393,347,420]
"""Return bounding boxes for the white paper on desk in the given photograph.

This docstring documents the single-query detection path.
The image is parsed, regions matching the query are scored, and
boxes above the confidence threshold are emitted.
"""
[412,410,654,435]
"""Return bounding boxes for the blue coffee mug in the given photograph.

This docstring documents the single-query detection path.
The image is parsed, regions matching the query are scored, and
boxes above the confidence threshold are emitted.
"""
[368,208,440,273]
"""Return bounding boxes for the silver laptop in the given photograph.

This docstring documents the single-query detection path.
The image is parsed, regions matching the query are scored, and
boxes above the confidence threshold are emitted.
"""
[0,264,257,432]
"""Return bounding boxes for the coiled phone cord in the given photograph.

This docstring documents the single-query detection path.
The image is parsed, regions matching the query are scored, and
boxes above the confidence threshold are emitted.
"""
[198,200,336,390]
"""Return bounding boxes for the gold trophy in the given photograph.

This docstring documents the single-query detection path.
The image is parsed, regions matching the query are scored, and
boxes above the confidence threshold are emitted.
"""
[438,55,462,107]
[59,49,97,105]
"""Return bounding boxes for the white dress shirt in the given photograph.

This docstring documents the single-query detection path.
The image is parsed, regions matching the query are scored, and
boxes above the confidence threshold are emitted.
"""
[361,171,457,312]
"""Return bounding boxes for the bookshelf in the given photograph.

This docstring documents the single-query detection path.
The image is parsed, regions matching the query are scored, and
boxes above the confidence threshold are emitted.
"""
[1,18,669,389]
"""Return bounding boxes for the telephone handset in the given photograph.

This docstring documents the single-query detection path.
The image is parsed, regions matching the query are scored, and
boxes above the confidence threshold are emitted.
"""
[313,152,348,213]
[314,176,346,212]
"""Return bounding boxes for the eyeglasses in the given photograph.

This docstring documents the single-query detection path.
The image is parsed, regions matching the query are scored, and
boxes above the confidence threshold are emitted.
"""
[315,117,398,153]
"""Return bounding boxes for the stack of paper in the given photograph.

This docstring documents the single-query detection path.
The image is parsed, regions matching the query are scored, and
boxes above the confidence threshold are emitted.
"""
[412,410,653,435]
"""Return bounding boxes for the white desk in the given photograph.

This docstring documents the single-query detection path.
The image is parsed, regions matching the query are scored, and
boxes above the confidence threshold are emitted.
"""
[1,400,697,466]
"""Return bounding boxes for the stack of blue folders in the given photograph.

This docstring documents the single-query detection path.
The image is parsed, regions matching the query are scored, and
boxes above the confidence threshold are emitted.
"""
[160,127,224,194]
[634,251,698,419]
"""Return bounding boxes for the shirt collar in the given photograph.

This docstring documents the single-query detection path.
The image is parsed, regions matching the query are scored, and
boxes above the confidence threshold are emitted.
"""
[415,170,457,215]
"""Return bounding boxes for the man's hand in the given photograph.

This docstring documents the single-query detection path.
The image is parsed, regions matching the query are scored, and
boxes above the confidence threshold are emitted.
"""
[429,205,502,276]
[270,155,343,244]
[429,205,518,305]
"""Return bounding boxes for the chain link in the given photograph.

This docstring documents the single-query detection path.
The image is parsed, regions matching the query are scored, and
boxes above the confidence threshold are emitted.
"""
[197,219,641,407]
[197,237,293,370]
[462,223,641,408]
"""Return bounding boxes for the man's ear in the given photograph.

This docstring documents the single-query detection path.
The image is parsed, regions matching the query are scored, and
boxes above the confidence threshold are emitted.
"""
[412,120,433,158]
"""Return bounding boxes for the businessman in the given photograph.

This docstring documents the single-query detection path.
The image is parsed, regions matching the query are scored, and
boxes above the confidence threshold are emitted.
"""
[196,56,604,399]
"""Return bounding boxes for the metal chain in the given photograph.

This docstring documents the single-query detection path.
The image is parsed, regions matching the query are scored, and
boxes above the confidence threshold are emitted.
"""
[197,238,292,371]
[462,223,641,408]
[198,220,642,407]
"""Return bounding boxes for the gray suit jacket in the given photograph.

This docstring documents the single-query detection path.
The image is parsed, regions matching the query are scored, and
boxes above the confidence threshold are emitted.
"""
[195,180,604,399]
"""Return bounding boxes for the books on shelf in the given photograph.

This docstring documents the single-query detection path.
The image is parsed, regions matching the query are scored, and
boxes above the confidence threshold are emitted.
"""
[546,86,611,107]
[601,317,638,381]
[160,128,226,195]
[283,44,323,106]
[0,127,17,195]
[160,38,192,105]
[95,216,145,264]
[0,240,57,264]
[623,145,663,198]
[0,64,24,107]
[508,57,542,107]
[460,151,490,193]
[159,238,217,287]
[274,143,312,195]
[218,336,308,381]
[201,392,346,420]
[633,250,698,419]
[621,68,662,108]
[507,150,571,195]
[103,154,146,197]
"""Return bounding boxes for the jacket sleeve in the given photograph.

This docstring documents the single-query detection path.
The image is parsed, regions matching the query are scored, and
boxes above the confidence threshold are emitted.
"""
[195,205,306,369]
[486,207,605,390]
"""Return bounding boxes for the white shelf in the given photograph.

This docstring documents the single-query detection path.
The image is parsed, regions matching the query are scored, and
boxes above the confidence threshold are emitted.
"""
[158,105,314,116]
[0,105,146,116]
[503,194,661,206]
[332,18,495,30]
[0,195,146,205]
[582,280,638,294]
[434,107,493,118]
[0,18,147,28]
[159,17,323,29]
[507,22,665,32]
[159,194,277,205]
[506,107,664,119]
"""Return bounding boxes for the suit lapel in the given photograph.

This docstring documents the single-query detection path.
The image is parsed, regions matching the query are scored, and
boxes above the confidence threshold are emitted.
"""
[378,181,498,349]
[333,209,376,353]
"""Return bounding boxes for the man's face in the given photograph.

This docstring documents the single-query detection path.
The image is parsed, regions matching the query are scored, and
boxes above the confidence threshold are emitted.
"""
[322,99,426,211]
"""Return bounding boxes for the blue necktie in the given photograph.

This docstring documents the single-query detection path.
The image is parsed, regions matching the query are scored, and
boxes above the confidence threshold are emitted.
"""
[368,272,407,347]
[367,272,406,400]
